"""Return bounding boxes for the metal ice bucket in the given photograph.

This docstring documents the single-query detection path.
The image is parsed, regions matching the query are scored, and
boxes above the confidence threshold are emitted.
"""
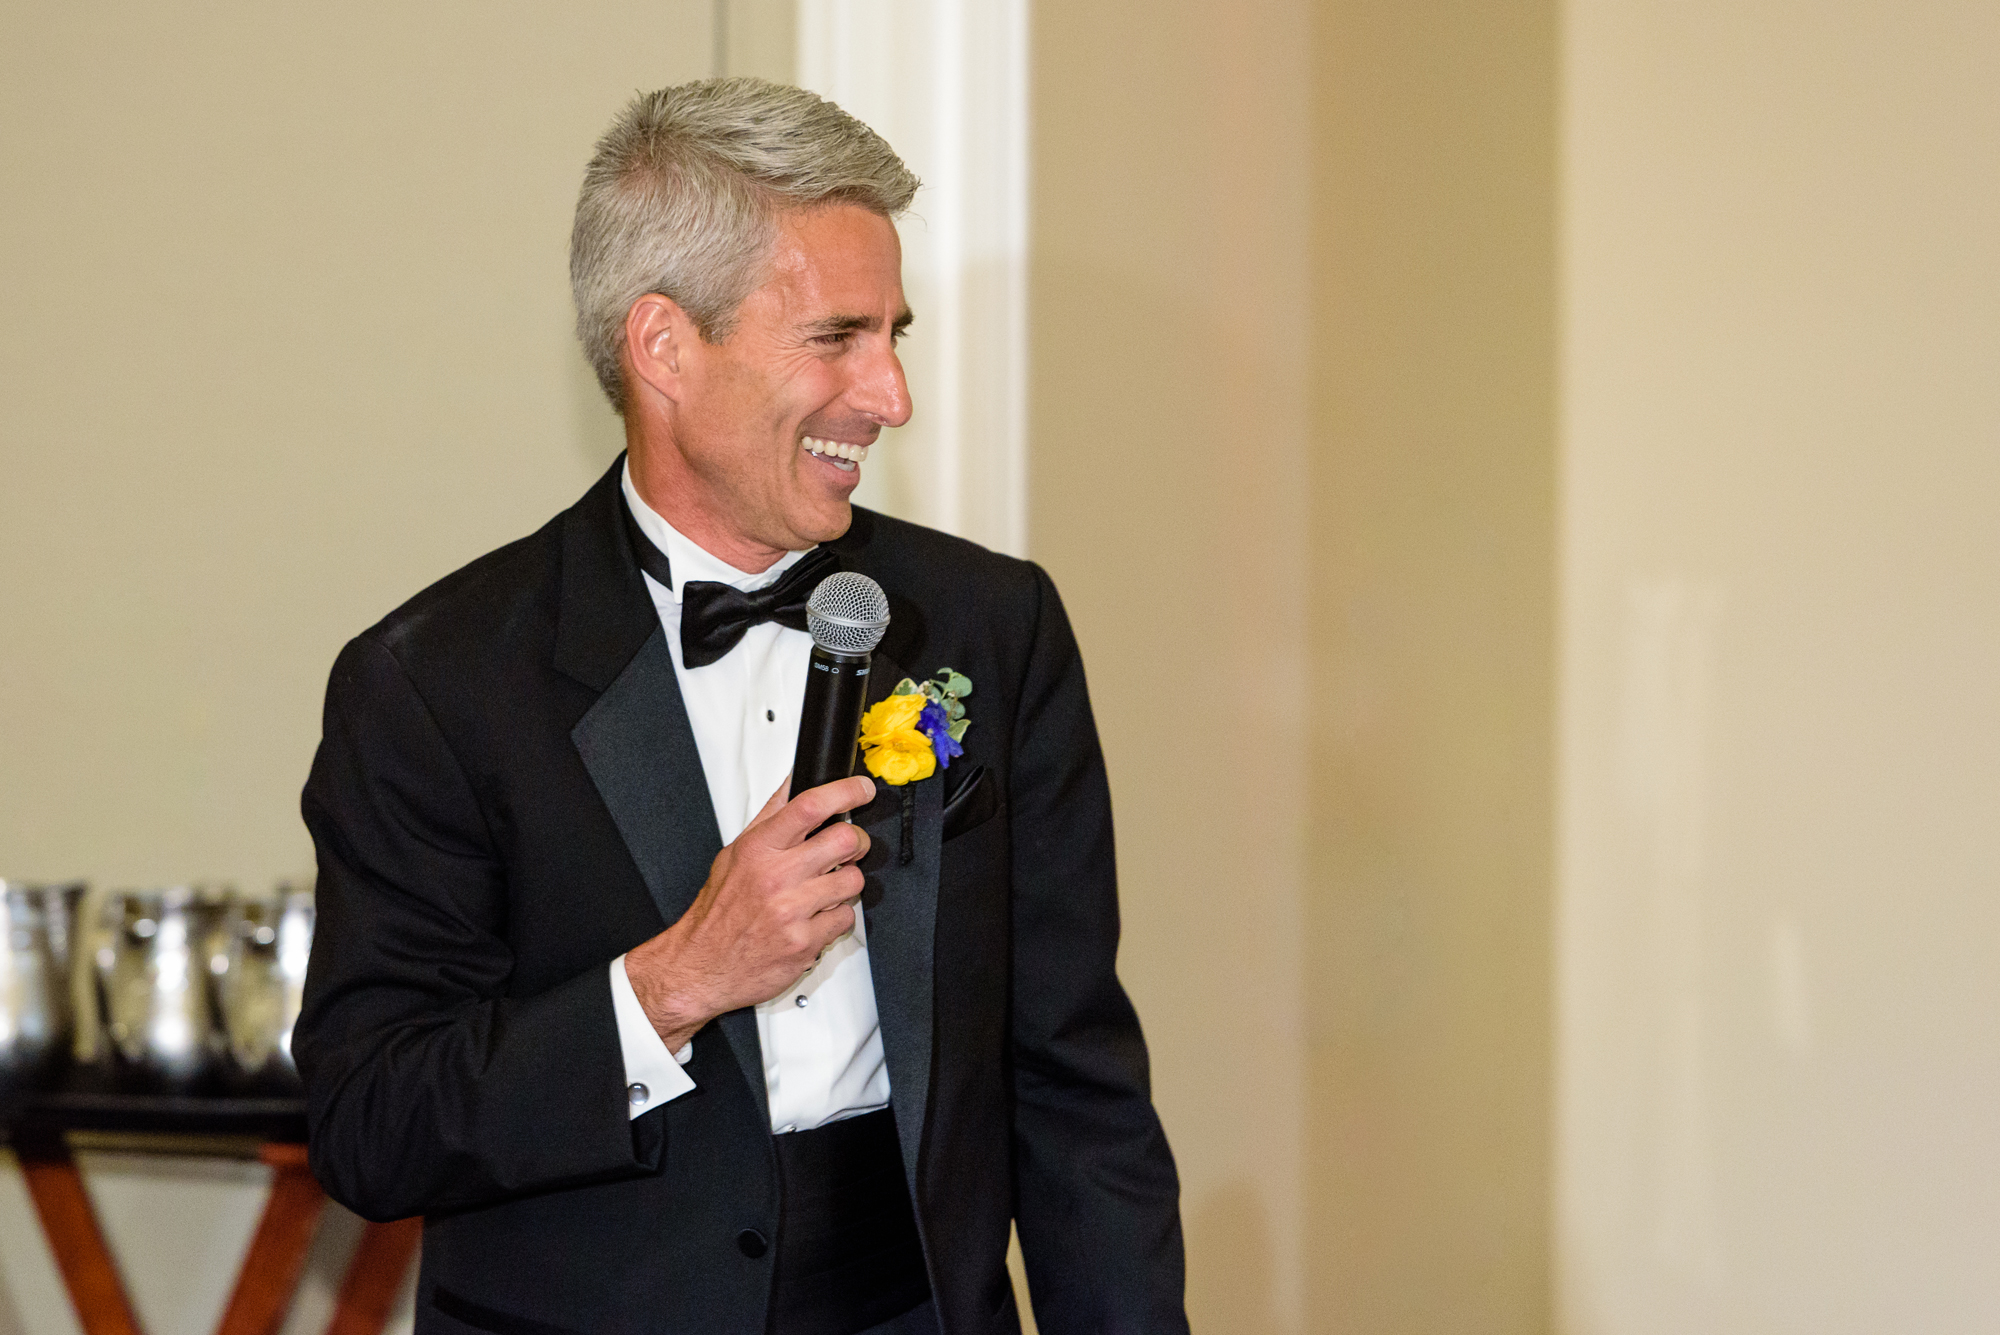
[96,886,230,1091]
[217,884,314,1090]
[0,880,85,1100]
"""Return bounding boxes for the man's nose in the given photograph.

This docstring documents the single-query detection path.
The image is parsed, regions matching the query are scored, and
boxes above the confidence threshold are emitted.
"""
[850,341,913,429]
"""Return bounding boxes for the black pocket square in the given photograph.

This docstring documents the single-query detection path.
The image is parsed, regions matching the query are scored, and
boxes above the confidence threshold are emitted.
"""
[941,764,1000,841]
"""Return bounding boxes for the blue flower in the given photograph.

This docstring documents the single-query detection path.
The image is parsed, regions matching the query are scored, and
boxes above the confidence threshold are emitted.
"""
[918,699,963,768]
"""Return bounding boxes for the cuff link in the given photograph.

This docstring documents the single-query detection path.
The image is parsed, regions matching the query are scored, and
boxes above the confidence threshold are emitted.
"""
[627,1082,650,1107]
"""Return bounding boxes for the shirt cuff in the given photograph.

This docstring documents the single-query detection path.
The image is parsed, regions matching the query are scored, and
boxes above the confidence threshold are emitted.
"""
[609,954,697,1119]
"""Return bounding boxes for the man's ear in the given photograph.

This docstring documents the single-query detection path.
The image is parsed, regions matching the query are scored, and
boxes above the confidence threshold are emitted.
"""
[622,294,695,405]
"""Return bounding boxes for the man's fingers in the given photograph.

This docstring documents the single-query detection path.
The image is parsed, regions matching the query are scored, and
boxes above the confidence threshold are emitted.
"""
[773,821,869,910]
[756,774,876,849]
[797,817,869,871]
[804,862,867,916]
[814,900,858,946]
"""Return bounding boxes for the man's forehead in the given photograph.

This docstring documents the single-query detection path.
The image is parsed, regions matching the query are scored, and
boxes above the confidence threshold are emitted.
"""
[757,207,909,329]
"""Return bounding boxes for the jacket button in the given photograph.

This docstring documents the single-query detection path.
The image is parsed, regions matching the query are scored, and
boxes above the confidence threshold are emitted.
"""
[736,1228,768,1259]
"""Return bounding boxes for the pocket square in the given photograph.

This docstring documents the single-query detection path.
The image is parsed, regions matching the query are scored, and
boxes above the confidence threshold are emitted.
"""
[941,764,1000,841]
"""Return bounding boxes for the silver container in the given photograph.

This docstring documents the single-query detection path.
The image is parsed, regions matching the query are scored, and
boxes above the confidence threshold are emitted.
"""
[39,881,88,990]
[217,884,313,1090]
[96,887,229,1091]
[0,880,83,1098]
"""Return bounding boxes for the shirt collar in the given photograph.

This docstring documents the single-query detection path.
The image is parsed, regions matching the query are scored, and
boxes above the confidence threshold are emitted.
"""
[620,459,808,606]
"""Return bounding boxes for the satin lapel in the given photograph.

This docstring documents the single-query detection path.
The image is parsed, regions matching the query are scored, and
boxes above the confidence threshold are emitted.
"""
[856,649,941,1188]
[569,625,770,1127]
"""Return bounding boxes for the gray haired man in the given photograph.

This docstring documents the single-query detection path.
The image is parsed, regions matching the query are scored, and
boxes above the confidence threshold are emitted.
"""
[297,79,1188,1335]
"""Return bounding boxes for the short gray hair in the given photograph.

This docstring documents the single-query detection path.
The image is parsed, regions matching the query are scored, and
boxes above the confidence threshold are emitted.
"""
[570,78,920,409]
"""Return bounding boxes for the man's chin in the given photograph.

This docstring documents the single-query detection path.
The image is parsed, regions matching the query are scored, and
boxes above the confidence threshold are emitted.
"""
[806,500,854,546]
[777,497,853,551]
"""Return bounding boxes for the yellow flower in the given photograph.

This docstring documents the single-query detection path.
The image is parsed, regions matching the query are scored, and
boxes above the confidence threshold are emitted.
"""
[858,694,936,786]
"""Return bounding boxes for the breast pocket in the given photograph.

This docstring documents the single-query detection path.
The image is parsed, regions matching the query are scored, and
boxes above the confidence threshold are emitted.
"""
[941,764,1001,842]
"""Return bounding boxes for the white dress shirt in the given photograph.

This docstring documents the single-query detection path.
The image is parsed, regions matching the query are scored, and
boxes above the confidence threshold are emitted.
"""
[608,463,891,1133]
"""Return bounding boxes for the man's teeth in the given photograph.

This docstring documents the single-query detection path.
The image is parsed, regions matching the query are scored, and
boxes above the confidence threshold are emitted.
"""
[802,436,870,470]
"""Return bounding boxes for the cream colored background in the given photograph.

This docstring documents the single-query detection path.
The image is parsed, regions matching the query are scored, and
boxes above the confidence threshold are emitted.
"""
[4,2,1999,1334]
[1029,4,1316,1328]
[0,5,710,1332]
[1038,0,1556,1330]
[0,1,697,891]
[1557,0,2000,1330]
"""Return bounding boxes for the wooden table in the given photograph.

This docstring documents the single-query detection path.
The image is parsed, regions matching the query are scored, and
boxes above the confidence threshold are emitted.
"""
[3,1089,420,1335]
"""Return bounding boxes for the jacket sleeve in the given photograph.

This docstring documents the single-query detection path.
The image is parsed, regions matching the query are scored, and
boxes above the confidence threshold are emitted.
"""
[1007,564,1190,1333]
[295,635,657,1222]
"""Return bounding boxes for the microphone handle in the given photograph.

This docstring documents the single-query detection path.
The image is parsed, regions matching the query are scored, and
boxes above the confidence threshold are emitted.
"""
[791,645,874,813]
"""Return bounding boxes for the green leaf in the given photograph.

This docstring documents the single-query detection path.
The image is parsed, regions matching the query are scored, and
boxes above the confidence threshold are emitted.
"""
[948,719,970,742]
[919,681,943,701]
[892,678,922,696]
[945,699,965,721]
[945,672,973,699]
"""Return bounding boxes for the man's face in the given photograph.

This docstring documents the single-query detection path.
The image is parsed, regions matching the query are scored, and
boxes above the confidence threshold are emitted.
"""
[652,204,912,558]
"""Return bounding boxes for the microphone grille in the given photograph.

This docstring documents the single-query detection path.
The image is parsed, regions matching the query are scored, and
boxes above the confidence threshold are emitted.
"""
[806,571,890,654]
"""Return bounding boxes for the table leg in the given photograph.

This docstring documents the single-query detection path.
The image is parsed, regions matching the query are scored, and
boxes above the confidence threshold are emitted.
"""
[12,1130,145,1335]
[212,1143,326,1335]
[323,1216,421,1335]
[14,1131,417,1335]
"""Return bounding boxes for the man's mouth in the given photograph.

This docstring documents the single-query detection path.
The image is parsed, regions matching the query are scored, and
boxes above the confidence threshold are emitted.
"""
[802,435,870,473]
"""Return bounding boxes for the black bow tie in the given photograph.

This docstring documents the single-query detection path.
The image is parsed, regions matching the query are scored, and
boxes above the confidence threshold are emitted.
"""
[623,504,837,668]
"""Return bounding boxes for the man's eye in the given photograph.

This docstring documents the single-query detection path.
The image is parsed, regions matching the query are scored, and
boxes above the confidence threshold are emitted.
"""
[812,333,850,347]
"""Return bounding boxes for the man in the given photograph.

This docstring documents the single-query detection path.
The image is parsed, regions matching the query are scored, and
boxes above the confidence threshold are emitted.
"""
[297,78,1186,1335]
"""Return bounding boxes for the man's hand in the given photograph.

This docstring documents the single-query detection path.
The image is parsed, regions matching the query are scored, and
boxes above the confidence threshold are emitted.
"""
[624,774,876,1051]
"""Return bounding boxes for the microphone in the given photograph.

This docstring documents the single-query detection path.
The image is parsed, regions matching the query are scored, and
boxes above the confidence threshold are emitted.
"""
[791,572,891,815]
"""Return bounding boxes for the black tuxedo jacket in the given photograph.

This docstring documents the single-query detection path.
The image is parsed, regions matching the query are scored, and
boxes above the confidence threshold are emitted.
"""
[296,459,1187,1335]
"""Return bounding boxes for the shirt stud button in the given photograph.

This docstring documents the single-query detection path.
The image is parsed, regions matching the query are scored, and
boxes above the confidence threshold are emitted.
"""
[766,709,776,721]
[627,1082,649,1107]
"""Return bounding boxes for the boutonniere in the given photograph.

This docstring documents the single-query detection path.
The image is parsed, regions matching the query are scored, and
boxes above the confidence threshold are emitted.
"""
[857,668,973,786]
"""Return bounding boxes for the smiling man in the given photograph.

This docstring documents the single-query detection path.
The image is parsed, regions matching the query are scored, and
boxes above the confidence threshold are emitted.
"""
[296,80,1187,1335]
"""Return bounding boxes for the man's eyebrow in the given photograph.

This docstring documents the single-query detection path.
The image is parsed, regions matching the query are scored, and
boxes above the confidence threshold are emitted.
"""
[800,309,917,336]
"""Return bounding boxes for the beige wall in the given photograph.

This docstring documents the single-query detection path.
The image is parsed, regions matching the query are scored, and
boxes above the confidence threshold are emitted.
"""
[1031,3,1314,1331]
[1040,1,2000,1332]
[0,5,712,1332]
[1557,1,2000,1331]
[1308,1,1558,1330]
[0,1,718,890]
[1033,0,1557,1330]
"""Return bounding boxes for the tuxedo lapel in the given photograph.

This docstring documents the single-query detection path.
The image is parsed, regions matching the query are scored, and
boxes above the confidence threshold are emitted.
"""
[570,627,718,931]
[570,628,774,1123]
[855,648,942,1188]
[557,459,769,1125]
